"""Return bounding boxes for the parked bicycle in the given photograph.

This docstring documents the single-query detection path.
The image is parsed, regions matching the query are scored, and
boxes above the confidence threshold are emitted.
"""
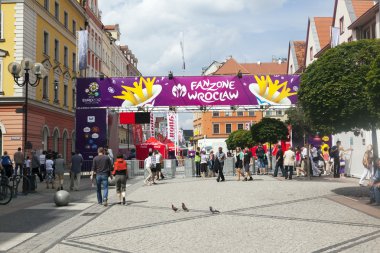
[9,174,33,196]
[0,176,12,205]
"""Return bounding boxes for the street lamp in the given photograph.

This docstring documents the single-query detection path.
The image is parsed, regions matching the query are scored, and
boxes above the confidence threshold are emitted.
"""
[8,59,47,157]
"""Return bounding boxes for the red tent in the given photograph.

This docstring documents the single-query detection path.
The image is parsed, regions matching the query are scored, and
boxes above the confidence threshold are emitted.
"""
[136,137,167,160]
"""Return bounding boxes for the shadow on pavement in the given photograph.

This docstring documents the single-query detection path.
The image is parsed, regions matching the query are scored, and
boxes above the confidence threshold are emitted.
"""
[331,186,370,198]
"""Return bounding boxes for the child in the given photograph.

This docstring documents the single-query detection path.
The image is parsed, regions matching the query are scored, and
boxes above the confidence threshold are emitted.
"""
[45,155,54,189]
[24,156,31,176]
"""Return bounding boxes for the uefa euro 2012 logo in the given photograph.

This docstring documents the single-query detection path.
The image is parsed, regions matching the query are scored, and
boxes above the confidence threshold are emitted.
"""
[85,82,100,98]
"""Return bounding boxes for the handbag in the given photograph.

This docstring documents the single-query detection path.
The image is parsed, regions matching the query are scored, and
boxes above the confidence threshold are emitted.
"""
[339,160,345,166]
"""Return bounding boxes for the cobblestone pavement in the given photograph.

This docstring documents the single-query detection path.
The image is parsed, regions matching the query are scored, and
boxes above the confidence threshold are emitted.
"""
[1,174,379,253]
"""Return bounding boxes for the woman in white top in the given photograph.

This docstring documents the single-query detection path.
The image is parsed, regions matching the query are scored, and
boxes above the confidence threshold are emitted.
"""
[200,150,208,178]
[144,152,156,186]
[283,147,296,180]
[45,155,54,189]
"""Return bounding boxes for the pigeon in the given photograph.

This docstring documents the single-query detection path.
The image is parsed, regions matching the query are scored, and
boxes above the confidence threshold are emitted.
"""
[182,203,189,212]
[209,206,220,214]
[172,204,178,212]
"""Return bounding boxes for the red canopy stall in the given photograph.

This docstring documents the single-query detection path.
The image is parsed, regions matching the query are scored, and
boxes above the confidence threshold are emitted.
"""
[135,137,167,160]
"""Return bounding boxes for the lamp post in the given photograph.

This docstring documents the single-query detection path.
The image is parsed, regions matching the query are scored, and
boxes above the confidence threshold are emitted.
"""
[8,59,47,158]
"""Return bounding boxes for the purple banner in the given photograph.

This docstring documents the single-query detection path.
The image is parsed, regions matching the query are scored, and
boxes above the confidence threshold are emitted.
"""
[76,75,300,108]
[76,108,107,160]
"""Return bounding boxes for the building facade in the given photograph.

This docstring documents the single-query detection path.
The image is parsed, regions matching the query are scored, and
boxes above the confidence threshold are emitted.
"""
[0,0,86,160]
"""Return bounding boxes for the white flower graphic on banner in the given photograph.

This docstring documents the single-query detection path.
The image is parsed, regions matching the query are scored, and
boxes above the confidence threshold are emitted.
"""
[172,84,187,98]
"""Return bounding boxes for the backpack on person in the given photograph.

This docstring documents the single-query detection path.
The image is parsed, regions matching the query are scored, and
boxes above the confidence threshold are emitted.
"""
[1,156,11,166]
[256,147,264,158]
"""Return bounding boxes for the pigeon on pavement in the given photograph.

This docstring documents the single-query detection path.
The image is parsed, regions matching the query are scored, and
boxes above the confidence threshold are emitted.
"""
[209,206,220,214]
[182,203,189,212]
[172,204,178,212]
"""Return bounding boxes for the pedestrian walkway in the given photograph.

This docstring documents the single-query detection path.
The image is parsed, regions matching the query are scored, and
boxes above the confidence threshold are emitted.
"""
[1,175,379,252]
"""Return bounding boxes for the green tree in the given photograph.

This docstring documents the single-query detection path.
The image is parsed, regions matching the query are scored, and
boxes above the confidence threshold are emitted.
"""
[298,39,380,157]
[225,130,255,150]
[285,105,313,146]
[251,118,288,169]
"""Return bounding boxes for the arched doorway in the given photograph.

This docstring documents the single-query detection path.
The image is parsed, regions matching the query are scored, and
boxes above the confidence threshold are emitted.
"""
[53,128,60,152]
[71,131,76,154]
[62,130,68,160]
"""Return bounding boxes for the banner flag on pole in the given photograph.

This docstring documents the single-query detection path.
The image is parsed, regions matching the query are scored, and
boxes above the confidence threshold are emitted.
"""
[78,30,88,70]
[331,27,340,48]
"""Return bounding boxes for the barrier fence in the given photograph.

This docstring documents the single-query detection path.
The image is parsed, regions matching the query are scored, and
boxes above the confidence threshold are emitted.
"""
[81,158,270,179]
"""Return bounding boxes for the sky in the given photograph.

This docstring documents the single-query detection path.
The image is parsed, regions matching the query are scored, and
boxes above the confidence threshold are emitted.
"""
[98,0,333,129]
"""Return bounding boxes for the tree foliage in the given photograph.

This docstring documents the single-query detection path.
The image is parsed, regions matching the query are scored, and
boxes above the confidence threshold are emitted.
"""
[250,118,288,144]
[298,39,380,134]
[225,130,255,150]
[285,105,312,144]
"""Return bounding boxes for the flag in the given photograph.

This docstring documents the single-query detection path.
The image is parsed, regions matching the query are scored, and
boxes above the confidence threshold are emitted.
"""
[167,111,176,142]
[180,32,185,70]
[331,27,340,48]
[77,30,88,70]
[150,113,155,137]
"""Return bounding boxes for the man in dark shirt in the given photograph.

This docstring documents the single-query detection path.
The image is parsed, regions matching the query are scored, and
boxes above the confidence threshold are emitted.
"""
[273,146,285,177]
[91,147,112,206]
[70,150,83,191]
[330,141,341,178]
[215,147,226,182]
[243,147,253,181]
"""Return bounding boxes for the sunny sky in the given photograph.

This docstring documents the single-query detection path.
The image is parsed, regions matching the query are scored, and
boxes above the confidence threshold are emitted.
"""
[98,0,334,129]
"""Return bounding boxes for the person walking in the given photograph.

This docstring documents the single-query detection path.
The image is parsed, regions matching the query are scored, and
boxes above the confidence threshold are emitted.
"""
[243,147,254,181]
[368,158,380,206]
[45,155,55,189]
[208,150,215,177]
[295,146,306,177]
[154,150,164,180]
[31,150,42,182]
[330,141,341,178]
[112,154,128,205]
[256,143,265,175]
[144,152,156,185]
[39,151,47,180]
[283,147,296,180]
[70,150,83,191]
[235,147,244,181]
[1,151,13,178]
[13,147,24,176]
[322,146,331,175]
[195,151,201,177]
[91,147,113,206]
[215,147,226,182]
[360,144,374,186]
[24,156,31,176]
[273,146,285,177]
[200,150,208,178]
[54,154,66,190]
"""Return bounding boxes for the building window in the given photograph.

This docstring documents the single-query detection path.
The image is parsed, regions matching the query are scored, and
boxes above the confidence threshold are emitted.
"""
[213,111,219,117]
[309,46,313,61]
[54,1,59,20]
[72,52,76,72]
[43,32,49,55]
[237,123,244,130]
[213,124,220,134]
[248,111,255,117]
[0,61,3,92]
[64,46,68,67]
[54,80,59,103]
[290,64,293,74]
[72,88,76,109]
[339,17,344,34]
[276,110,283,116]
[0,11,3,39]
[363,27,371,39]
[225,111,231,117]
[371,23,377,39]
[54,39,59,61]
[72,20,76,34]
[64,11,68,28]
[42,76,49,99]
[226,124,232,134]
[44,0,49,10]
[63,83,68,106]
[237,111,244,116]
[265,111,272,117]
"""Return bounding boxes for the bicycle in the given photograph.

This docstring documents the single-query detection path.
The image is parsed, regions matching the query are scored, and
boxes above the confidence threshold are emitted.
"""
[9,174,33,196]
[0,176,12,205]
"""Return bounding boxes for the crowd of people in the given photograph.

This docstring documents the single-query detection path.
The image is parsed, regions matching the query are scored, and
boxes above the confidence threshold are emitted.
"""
[0,148,84,191]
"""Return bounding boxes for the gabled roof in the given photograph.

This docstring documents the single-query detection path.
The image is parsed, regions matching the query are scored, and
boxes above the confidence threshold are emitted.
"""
[314,17,333,49]
[333,0,375,25]
[213,57,287,75]
[213,57,249,75]
[287,40,306,74]
[241,62,287,75]
[348,2,379,29]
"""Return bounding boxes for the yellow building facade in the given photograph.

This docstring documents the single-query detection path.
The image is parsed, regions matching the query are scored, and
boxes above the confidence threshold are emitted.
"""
[0,0,86,160]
